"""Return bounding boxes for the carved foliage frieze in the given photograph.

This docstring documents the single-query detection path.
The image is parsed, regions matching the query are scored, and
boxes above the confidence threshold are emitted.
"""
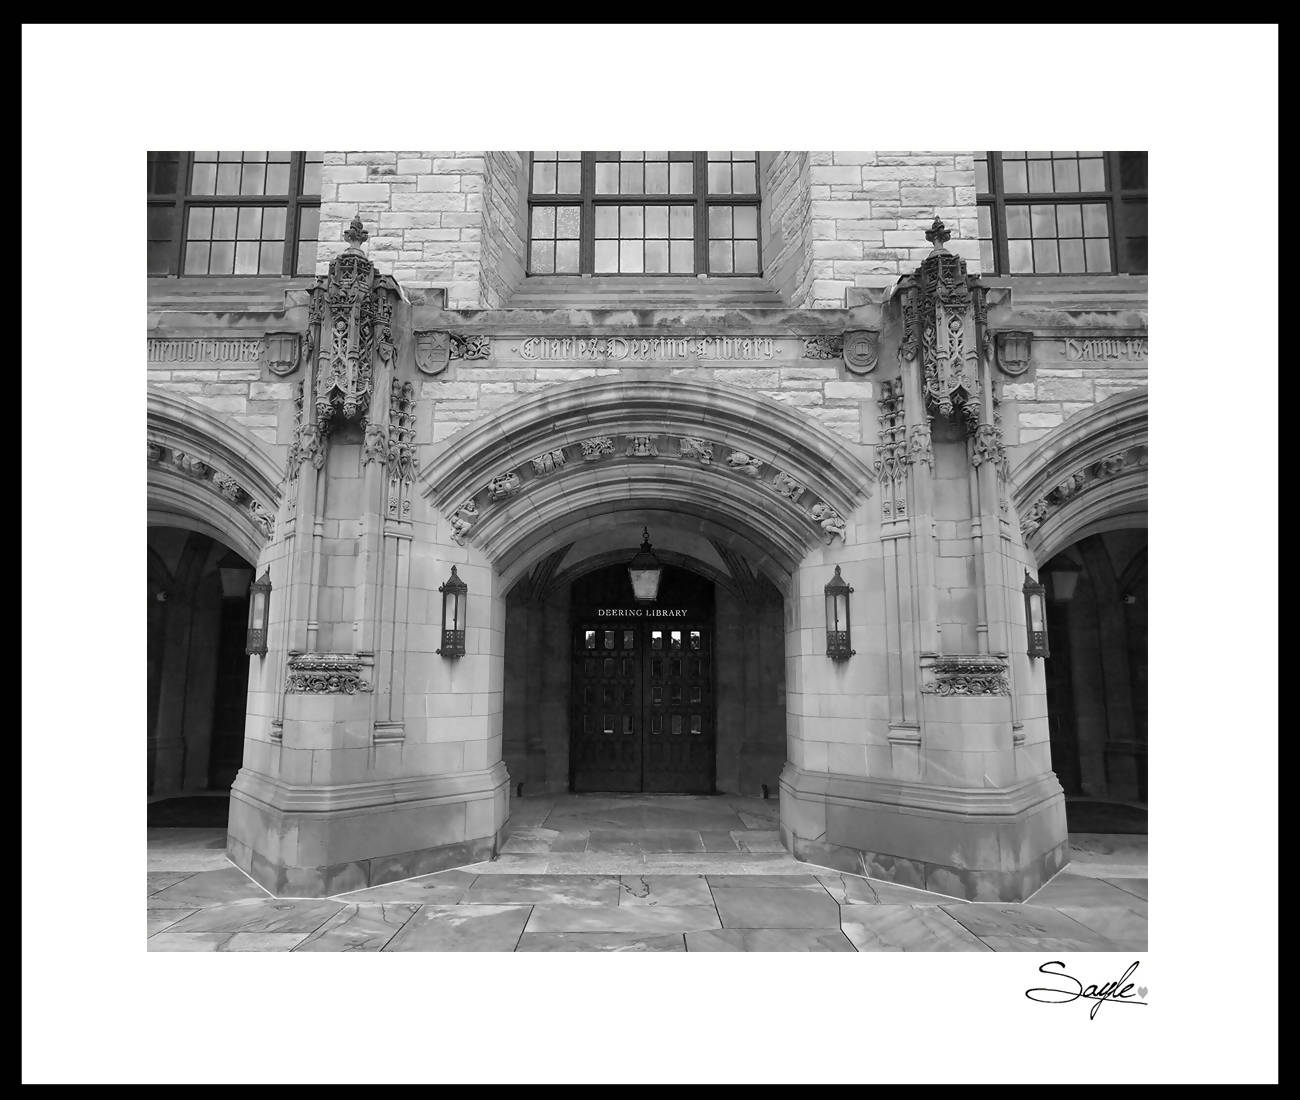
[580,436,615,461]
[450,334,491,361]
[286,653,371,694]
[922,657,1010,696]
[678,437,713,464]
[148,440,275,541]
[386,378,418,518]
[802,335,844,360]
[1019,445,1148,538]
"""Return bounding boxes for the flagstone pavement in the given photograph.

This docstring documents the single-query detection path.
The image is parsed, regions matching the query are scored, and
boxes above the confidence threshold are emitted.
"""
[147,794,1147,952]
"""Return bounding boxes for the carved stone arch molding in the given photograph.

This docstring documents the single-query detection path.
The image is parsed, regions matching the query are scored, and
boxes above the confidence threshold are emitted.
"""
[1010,389,1148,567]
[420,377,876,582]
[146,388,283,564]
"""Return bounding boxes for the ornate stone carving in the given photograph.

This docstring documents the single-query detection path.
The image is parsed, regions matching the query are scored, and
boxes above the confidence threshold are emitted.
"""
[362,421,389,467]
[802,335,844,360]
[770,471,803,500]
[450,334,490,361]
[726,450,764,477]
[487,471,522,501]
[262,332,301,377]
[146,441,163,464]
[286,382,325,487]
[970,424,1010,479]
[907,423,933,468]
[286,653,372,694]
[580,436,615,461]
[530,448,567,476]
[248,499,275,540]
[1019,445,1148,538]
[678,437,713,464]
[922,657,1010,696]
[169,450,208,477]
[842,329,879,374]
[414,330,451,376]
[873,381,908,484]
[903,219,982,423]
[809,501,847,543]
[309,216,398,436]
[994,330,1033,376]
[386,378,417,518]
[449,500,478,545]
[625,435,659,457]
[212,471,242,501]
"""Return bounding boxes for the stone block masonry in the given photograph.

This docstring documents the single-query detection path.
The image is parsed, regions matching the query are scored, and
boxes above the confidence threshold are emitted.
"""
[805,151,981,307]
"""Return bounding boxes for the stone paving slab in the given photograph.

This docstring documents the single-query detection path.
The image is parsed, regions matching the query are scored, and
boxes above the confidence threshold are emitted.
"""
[516,932,686,952]
[335,868,477,905]
[383,905,532,951]
[166,898,342,935]
[840,905,991,951]
[525,904,723,934]
[713,885,843,929]
[148,866,268,908]
[685,928,855,951]
[939,903,1114,950]
[616,874,715,907]
[294,904,421,951]
[1103,877,1148,900]
[465,873,620,907]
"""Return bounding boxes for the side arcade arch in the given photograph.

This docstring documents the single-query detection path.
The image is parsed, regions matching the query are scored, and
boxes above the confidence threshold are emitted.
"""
[1010,389,1148,568]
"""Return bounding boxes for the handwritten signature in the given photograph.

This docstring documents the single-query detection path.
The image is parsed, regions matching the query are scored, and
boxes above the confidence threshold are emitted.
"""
[1025,961,1149,1019]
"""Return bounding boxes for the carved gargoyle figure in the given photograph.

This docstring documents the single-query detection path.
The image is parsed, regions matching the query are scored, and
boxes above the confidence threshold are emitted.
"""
[726,450,764,477]
[809,501,847,543]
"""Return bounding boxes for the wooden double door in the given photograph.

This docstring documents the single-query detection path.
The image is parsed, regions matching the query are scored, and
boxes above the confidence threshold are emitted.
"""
[570,619,715,793]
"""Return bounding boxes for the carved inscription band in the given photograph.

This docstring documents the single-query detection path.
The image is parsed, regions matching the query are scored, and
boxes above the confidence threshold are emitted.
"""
[520,336,776,362]
[148,338,264,362]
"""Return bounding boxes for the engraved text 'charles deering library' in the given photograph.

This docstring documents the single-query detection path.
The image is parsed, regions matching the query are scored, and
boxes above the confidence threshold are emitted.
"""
[519,336,777,362]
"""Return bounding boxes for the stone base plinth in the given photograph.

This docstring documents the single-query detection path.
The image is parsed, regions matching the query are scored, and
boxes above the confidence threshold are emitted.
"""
[227,762,510,897]
[778,765,1068,902]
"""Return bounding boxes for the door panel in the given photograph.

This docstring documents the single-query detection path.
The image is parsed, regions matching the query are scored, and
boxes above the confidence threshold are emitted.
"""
[571,625,642,792]
[571,620,714,793]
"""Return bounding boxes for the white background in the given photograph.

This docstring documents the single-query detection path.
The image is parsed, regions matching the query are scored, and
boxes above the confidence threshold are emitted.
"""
[21,22,1278,1084]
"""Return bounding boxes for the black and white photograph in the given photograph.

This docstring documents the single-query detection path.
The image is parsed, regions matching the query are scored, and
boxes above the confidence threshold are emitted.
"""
[23,22,1277,1085]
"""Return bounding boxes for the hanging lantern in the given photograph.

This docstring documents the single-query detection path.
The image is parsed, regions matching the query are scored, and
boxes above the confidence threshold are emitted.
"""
[627,527,663,603]
[437,566,468,658]
[1023,570,1049,658]
[824,565,855,661]
[245,570,271,657]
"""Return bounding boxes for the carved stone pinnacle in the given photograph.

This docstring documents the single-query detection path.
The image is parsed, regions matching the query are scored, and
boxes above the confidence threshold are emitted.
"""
[343,214,369,250]
[925,216,951,249]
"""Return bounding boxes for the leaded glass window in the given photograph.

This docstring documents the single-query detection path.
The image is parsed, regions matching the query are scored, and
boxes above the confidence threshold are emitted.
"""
[527,151,762,276]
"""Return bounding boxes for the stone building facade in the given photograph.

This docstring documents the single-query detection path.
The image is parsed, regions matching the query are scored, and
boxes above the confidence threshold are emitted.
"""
[146,150,1148,900]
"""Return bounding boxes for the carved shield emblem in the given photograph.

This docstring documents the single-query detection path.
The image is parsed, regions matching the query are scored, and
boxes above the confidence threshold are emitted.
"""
[415,330,451,376]
[842,329,879,375]
[263,332,301,377]
[994,331,1033,376]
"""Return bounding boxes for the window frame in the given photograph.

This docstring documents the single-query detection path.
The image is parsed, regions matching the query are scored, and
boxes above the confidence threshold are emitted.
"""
[526,151,762,277]
[977,151,1146,276]
[147,151,321,278]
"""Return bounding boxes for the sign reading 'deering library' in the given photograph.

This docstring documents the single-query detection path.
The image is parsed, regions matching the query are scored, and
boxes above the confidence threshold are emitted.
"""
[594,608,691,617]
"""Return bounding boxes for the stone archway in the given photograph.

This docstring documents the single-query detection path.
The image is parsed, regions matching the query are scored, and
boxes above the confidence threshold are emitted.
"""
[1011,389,1147,568]
[147,390,282,822]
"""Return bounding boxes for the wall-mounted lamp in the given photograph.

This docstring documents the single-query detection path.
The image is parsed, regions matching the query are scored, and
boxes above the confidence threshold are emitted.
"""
[1047,556,1083,603]
[627,527,663,603]
[245,570,271,656]
[825,565,855,661]
[218,552,255,601]
[1023,570,1049,658]
[437,565,468,658]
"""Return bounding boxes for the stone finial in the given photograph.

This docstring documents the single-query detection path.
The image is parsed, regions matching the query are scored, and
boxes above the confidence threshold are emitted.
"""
[343,214,369,250]
[925,217,951,250]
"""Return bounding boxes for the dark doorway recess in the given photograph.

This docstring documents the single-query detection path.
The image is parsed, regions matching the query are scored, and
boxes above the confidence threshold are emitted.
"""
[569,564,716,794]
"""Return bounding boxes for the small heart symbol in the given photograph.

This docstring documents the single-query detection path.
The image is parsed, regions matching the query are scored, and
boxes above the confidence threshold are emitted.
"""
[1137,986,1148,999]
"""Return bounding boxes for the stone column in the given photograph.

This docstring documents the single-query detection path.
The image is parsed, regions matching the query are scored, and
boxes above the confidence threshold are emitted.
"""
[779,219,1068,902]
[228,217,509,897]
